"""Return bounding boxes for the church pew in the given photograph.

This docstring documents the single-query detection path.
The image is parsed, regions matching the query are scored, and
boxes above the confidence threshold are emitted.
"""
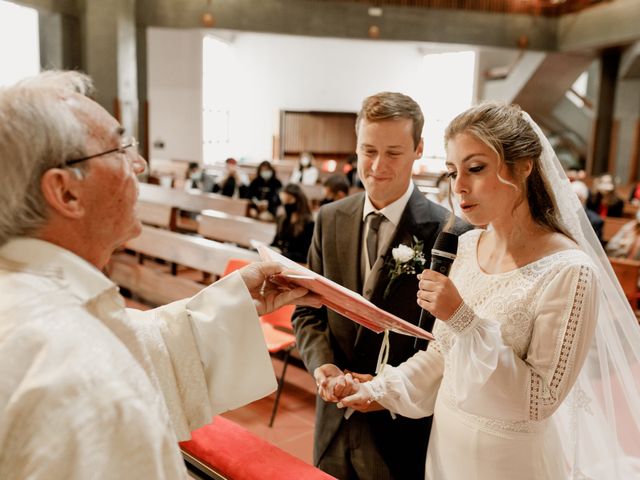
[609,257,640,307]
[108,254,202,306]
[197,210,276,248]
[107,226,260,306]
[136,200,177,229]
[139,182,250,217]
[603,216,630,243]
[125,225,259,274]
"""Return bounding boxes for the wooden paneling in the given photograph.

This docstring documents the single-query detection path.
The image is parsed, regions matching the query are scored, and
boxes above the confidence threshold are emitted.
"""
[280,111,356,158]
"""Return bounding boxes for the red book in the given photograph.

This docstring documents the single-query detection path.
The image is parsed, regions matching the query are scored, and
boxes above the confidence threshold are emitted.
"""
[258,245,434,341]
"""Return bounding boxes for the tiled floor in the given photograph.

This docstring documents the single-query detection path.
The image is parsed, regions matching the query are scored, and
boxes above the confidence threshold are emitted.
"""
[221,355,317,464]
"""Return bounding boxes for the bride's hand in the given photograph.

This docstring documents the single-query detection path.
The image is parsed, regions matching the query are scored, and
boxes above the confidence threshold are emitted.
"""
[417,269,463,321]
[337,381,381,412]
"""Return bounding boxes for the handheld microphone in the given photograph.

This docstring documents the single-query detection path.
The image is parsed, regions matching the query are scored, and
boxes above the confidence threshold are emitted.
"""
[414,231,458,350]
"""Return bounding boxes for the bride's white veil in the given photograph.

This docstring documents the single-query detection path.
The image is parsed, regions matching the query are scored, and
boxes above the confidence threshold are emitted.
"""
[524,112,640,478]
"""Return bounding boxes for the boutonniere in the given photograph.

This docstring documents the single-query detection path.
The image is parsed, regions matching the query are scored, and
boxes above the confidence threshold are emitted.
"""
[383,236,426,300]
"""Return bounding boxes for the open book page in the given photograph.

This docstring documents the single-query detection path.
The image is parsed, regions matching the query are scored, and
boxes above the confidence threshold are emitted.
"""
[258,245,434,341]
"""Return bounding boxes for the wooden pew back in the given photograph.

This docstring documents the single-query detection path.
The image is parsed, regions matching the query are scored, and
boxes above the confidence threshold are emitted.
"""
[126,225,259,274]
[609,257,640,305]
[136,200,176,229]
[139,183,249,217]
[198,210,276,248]
[107,226,260,306]
[603,217,630,243]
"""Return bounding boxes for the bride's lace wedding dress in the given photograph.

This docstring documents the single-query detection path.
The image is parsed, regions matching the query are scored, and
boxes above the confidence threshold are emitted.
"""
[366,229,599,479]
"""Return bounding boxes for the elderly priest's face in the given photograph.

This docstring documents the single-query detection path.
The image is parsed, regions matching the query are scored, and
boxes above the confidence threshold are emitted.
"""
[63,94,147,258]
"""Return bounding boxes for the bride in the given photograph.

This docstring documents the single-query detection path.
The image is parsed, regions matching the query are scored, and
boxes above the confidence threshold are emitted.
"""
[337,102,640,479]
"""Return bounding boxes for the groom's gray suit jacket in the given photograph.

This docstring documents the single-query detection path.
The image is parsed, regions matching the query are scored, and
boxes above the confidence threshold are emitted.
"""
[292,187,470,479]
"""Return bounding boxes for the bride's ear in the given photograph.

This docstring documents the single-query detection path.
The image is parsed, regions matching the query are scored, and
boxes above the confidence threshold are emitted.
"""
[517,158,534,181]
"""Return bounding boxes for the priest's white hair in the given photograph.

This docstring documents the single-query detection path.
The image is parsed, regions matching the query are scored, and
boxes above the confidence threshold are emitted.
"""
[0,70,94,246]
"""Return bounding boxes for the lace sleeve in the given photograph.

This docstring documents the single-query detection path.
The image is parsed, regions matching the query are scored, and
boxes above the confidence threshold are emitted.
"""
[364,344,445,419]
[444,263,599,422]
[528,264,598,421]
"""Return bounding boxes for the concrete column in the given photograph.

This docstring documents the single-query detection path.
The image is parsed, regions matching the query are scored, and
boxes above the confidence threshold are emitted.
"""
[136,24,148,158]
[82,0,138,139]
[612,78,640,183]
[591,48,620,176]
[39,10,63,69]
[38,9,82,71]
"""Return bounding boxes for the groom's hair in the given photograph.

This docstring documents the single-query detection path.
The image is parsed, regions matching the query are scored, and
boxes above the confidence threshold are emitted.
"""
[356,92,424,149]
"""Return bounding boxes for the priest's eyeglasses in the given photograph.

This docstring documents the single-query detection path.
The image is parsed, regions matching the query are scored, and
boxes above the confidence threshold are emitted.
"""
[64,137,139,167]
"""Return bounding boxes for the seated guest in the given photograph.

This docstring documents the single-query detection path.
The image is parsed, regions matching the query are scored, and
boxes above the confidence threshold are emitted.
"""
[321,173,350,206]
[587,173,624,218]
[289,152,319,185]
[247,160,282,221]
[185,161,203,189]
[271,184,315,263]
[0,71,317,478]
[606,211,640,260]
[212,157,249,198]
[571,180,604,243]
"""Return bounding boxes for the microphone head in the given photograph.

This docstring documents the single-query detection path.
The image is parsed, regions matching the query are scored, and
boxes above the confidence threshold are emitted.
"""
[432,231,458,256]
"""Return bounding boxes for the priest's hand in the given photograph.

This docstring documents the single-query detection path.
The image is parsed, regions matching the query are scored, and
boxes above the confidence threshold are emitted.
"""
[238,261,321,316]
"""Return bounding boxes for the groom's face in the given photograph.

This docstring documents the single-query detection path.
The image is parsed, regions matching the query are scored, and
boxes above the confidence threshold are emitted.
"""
[356,118,423,210]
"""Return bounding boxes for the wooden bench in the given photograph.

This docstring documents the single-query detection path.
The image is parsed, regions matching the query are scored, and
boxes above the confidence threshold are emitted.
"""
[136,200,176,229]
[107,225,260,306]
[603,216,630,243]
[139,183,250,217]
[198,210,276,248]
[609,257,640,306]
[148,158,191,179]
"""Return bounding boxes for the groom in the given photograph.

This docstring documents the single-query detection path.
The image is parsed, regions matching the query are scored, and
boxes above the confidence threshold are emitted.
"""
[292,92,470,479]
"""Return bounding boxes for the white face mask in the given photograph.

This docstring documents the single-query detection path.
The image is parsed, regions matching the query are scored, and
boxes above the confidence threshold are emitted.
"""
[260,170,273,181]
[300,156,311,167]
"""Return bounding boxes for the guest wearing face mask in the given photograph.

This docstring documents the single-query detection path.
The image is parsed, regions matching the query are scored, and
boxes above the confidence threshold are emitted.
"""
[271,184,315,263]
[248,161,282,221]
[289,152,320,185]
[321,174,350,206]
[212,157,250,198]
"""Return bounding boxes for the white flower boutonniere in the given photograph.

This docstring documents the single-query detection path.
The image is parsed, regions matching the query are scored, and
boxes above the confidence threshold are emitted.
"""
[383,236,426,300]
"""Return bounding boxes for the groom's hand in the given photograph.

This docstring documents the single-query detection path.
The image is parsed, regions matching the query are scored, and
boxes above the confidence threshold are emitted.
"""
[314,364,343,402]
